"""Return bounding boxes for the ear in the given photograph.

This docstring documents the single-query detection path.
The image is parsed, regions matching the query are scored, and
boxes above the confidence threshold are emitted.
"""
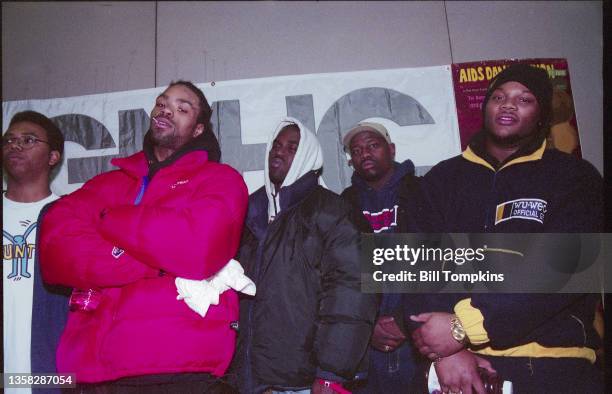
[193,123,205,138]
[48,150,61,167]
[389,143,396,160]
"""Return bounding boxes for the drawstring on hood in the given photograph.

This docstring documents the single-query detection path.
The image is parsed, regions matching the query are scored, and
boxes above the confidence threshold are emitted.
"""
[264,117,323,221]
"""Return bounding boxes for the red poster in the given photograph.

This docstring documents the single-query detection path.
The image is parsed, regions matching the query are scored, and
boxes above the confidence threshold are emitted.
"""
[451,58,581,158]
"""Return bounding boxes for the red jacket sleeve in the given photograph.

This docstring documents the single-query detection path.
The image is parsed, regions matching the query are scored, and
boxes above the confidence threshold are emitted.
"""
[40,173,159,289]
[96,166,248,280]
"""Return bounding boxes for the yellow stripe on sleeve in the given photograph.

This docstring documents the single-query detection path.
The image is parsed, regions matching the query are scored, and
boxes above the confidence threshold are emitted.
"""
[454,298,490,345]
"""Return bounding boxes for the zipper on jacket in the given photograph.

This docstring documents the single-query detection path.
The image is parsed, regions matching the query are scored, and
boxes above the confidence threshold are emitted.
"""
[244,236,267,392]
[133,176,149,205]
[484,171,498,232]
[111,175,150,324]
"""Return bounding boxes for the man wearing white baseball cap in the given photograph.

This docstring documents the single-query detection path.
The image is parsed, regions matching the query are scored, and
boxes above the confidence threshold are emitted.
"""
[341,121,421,393]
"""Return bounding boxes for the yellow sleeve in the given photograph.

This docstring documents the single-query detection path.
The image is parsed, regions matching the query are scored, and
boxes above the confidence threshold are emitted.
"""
[454,298,490,345]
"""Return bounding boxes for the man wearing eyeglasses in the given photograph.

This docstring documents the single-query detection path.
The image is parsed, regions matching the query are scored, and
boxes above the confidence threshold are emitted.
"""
[3,110,65,394]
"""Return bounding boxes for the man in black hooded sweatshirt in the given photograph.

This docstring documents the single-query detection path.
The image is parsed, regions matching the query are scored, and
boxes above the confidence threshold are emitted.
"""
[408,64,603,394]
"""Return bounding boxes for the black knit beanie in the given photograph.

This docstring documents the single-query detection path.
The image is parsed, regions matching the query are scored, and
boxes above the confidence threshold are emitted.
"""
[482,63,553,131]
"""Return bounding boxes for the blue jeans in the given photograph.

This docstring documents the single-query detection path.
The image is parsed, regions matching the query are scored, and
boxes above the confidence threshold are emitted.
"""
[355,294,417,393]
[354,342,417,394]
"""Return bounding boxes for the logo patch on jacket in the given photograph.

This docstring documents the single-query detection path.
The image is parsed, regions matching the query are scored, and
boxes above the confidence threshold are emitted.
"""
[111,246,125,258]
[363,205,398,233]
[495,198,547,225]
[170,179,189,189]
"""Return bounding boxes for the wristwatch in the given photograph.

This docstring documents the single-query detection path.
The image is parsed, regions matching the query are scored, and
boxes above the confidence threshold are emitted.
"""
[450,315,468,344]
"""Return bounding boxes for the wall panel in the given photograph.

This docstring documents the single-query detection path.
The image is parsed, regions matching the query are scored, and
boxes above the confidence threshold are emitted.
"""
[2,2,156,100]
[155,1,451,85]
[446,1,603,170]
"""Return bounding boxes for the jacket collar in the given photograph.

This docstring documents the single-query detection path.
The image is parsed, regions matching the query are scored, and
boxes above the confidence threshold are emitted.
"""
[463,131,546,171]
[247,171,319,239]
[142,128,220,179]
[110,128,220,179]
[350,160,415,192]
[110,150,209,179]
[278,171,319,213]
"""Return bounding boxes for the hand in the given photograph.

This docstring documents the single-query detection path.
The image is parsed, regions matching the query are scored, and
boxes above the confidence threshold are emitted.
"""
[371,316,406,352]
[434,349,496,394]
[311,379,338,394]
[411,312,464,359]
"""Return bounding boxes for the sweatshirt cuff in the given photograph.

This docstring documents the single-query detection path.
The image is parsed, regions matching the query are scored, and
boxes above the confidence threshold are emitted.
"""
[454,298,490,345]
[316,368,346,383]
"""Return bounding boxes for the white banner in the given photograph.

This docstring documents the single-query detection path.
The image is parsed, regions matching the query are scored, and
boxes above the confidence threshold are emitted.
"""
[3,65,460,195]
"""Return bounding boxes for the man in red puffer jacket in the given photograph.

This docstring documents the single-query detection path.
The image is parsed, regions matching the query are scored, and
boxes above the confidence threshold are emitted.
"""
[39,80,248,393]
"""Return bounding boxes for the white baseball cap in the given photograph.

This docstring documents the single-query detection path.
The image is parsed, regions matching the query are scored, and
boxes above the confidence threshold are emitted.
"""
[342,122,392,153]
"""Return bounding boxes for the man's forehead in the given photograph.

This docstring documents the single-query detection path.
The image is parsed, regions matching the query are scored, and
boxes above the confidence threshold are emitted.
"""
[5,121,46,136]
[493,81,534,94]
[157,86,199,107]
[275,127,300,143]
[351,130,386,145]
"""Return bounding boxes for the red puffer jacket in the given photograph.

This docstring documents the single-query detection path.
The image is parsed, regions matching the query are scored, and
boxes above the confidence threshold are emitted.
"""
[40,149,248,383]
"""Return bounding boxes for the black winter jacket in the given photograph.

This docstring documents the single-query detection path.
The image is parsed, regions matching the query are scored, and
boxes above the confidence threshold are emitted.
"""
[234,172,378,393]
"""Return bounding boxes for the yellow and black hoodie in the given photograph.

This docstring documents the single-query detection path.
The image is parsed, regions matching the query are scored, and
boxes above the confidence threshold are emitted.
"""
[407,132,603,390]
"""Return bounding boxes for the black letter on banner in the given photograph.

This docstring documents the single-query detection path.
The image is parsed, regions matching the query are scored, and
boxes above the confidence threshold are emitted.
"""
[116,109,150,157]
[211,100,267,174]
[315,87,435,193]
[51,114,115,184]
[286,95,316,135]
[56,110,149,184]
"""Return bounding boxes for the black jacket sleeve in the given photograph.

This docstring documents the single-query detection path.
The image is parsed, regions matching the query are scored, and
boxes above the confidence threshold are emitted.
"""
[314,196,378,379]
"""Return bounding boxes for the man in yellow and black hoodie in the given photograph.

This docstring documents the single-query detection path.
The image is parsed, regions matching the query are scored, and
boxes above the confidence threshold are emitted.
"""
[406,64,603,393]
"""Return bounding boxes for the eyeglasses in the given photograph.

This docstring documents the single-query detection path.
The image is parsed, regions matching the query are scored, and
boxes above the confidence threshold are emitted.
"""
[2,135,50,150]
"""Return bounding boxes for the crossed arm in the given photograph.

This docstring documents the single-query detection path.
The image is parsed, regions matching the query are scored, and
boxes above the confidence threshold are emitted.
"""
[41,170,248,289]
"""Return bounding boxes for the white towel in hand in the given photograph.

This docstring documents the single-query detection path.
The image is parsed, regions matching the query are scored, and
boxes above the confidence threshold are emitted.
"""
[175,258,256,317]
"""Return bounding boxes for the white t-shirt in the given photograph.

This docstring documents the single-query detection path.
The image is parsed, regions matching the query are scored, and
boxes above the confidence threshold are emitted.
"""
[3,193,59,394]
